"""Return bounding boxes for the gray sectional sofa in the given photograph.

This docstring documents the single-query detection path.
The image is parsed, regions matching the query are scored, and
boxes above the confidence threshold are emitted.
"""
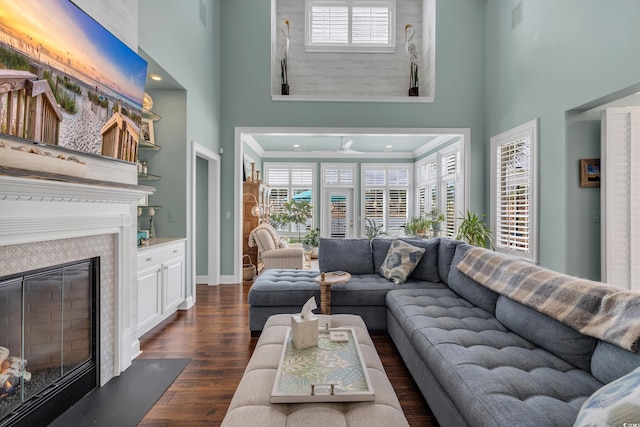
[248,237,640,426]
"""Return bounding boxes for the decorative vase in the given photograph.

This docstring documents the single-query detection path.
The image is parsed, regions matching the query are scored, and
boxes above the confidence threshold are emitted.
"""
[149,217,156,239]
[282,83,289,95]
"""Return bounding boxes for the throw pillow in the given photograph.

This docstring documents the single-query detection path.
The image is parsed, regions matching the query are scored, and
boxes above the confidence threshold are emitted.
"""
[379,239,425,285]
[573,366,640,427]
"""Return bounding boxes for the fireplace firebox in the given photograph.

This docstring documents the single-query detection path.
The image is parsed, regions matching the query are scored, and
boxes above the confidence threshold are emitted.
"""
[0,258,99,427]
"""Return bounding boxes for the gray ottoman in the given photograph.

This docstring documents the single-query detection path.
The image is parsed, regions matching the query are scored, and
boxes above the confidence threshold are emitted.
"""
[221,314,409,427]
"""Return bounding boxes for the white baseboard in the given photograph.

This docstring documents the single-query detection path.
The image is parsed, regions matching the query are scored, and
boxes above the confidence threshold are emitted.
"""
[131,338,142,359]
[179,295,195,310]
[220,274,238,285]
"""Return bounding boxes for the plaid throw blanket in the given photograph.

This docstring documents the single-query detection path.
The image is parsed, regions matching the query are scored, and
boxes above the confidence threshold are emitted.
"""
[457,247,640,352]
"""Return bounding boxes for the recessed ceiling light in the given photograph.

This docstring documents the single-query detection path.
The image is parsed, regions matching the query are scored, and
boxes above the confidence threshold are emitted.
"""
[386,145,393,148]
[149,73,163,81]
[293,144,300,148]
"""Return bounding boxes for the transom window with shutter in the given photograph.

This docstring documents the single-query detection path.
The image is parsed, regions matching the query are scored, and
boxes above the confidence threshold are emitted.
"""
[362,164,411,233]
[305,0,396,52]
[265,163,316,234]
[490,120,538,262]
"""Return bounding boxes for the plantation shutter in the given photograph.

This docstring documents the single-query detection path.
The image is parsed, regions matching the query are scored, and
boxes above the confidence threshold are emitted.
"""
[351,5,389,44]
[388,189,407,231]
[310,4,349,44]
[323,165,354,186]
[364,189,384,226]
[491,119,537,262]
[602,107,640,290]
[495,139,530,253]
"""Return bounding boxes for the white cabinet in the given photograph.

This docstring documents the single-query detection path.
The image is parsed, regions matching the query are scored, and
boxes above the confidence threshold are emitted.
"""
[136,239,186,338]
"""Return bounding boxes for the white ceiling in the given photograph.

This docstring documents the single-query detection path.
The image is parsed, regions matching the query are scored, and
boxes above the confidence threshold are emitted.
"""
[245,132,461,159]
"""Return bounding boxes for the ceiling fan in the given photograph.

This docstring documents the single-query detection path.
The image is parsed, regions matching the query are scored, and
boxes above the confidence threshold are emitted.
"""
[337,137,362,154]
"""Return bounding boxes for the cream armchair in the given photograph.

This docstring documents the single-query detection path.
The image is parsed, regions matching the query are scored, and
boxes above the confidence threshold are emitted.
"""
[248,223,304,270]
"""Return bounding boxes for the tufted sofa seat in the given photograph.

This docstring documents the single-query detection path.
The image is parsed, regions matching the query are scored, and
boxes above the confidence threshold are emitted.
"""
[387,288,603,426]
[248,237,640,426]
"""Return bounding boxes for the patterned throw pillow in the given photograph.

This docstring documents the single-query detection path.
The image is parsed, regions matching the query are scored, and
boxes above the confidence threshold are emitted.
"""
[573,366,640,427]
[379,239,426,285]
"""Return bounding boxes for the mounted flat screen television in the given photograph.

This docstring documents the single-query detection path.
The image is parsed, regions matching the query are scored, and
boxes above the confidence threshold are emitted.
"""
[0,0,148,166]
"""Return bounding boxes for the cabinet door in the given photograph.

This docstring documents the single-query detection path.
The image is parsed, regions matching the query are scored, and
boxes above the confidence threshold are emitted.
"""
[137,265,162,337]
[163,256,184,313]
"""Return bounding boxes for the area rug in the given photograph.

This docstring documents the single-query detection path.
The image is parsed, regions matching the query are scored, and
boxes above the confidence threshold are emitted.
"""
[50,358,190,427]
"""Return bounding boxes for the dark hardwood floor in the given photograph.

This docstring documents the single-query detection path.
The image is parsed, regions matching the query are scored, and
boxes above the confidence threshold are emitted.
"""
[138,283,437,426]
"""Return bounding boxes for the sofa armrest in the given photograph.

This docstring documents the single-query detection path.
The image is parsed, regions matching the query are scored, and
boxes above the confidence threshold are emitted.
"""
[261,248,304,270]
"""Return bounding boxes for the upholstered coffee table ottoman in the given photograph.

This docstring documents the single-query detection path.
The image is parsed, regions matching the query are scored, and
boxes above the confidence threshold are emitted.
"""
[221,314,409,427]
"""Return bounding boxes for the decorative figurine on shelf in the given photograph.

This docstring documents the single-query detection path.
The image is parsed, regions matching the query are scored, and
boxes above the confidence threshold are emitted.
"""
[281,19,290,95]
[148,207,156,239]
[405,24,419,97]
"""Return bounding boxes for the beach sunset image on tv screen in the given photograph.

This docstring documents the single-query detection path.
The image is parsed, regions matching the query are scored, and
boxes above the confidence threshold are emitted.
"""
[0,0,148,163]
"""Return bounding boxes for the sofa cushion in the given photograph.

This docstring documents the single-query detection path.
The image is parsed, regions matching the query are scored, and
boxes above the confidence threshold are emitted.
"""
[386,288,603,426]
[591,340,640,384]
[372,238,393,272]
[574,366,640,427]
[495,296,596,371]
[438,238,462,285]
[248,269,320,307]
[330,274,445,307]
[379,240,425,284]
[372,238,441,283]
[318,238,373,274]
[447,244,499,314]
[401,238,440,282]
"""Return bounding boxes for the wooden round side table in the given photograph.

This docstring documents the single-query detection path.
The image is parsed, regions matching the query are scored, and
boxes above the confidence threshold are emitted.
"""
[314,271,351,315]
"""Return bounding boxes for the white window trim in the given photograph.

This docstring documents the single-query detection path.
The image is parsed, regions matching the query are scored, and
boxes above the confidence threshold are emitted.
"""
[264,162,318,234]
[305,0,396,53]
[490,119,538,263]
[361,163,413,234]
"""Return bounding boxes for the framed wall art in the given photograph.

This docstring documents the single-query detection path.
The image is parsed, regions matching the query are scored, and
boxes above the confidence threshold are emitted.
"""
[580,158,600,188]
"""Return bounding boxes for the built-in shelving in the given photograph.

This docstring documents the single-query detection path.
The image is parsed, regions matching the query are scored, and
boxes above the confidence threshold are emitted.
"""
[138,172,160,181]
[138,140,161,151]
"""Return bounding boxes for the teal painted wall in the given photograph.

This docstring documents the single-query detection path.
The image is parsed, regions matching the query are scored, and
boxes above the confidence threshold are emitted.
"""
[222,0,487,275]
[484,0,640,277]
[196,155,209,276]
[139,90,188,240]
[139,0,221,288]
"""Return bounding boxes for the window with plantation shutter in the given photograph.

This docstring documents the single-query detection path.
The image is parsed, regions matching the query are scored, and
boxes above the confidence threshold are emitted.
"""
[265,163,316,234]
[491,120,538,262]
[306,0,395,52]
[414,143,462,237]
[362,164,411,233]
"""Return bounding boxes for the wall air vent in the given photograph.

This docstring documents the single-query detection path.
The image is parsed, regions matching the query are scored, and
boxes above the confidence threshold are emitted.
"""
[199,0,207,26]
[511,1,523,29]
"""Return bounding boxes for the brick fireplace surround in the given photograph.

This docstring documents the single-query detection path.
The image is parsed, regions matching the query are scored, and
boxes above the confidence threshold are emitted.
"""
[0,174,150,386]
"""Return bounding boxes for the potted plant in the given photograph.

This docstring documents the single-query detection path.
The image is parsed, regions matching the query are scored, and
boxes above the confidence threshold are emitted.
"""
[428,208,446,232]
[303,227,320,258]
[455,210,495,249]
[282,199,313,243]
[365,218,387,240]
[404,216,431,237]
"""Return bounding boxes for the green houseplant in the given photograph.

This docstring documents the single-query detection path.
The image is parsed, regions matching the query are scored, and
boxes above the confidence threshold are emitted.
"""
[404,216,431,236]
[365,218,387,240]
[428,208,446,231]
[455,210,495,249]
[303,227,320,257]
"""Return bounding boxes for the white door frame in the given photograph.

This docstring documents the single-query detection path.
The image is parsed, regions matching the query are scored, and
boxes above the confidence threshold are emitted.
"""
[233,126,470,283]
[321,188,354,238]
[190,142,221,297]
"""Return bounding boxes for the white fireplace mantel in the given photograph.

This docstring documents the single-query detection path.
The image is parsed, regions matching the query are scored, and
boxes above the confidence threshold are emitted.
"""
[0,174,153,385]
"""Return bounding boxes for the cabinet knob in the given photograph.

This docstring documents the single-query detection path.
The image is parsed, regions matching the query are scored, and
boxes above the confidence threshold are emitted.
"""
[173,250,178,254]
[146,257,152,262]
